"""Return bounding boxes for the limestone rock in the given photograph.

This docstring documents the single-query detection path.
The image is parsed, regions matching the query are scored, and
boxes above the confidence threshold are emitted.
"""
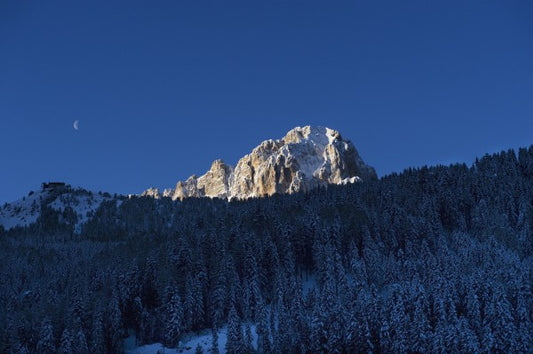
[141,187,161,199]
[144,126,376,200]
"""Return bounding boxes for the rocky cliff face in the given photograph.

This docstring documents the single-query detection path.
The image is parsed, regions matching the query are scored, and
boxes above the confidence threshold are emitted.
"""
[146,126,376,200]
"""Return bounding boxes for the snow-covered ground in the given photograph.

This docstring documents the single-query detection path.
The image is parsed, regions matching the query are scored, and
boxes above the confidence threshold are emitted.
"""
[0,189,49,229]
[48,191,112,233]
[125,325,258,354]
[0,187,114,233]
[302,272,317,295]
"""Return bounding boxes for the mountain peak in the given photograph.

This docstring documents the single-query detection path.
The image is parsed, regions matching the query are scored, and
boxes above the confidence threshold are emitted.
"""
[145,125,376,200]
[282,125,341,145]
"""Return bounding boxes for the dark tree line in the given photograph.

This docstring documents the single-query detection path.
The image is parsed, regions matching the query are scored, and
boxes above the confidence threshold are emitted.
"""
[0,146,532,353]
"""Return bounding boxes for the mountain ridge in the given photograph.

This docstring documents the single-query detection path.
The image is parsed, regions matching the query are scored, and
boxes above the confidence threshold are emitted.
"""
[143,125,376,200]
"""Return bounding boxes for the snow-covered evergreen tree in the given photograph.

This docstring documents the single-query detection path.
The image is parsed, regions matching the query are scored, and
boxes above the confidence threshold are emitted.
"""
[90,311,106,354]
[226,304,245,354]
[164,288,183,347]
[72,328,89,354]
[58,328,73,354]
[36,318,56,354]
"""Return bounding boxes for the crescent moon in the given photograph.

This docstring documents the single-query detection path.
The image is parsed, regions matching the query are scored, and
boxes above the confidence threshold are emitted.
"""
[73,120,79,130]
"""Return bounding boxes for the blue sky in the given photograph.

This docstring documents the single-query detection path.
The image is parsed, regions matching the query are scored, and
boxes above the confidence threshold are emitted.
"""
[1,1,532,203]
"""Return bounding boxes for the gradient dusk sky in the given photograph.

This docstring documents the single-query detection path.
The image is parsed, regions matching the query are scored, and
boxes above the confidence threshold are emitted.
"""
[1,1,532,203]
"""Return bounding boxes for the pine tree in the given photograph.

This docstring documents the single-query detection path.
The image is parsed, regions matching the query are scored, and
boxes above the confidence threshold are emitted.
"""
[515,287,533,352]
[106,291,123,353]
[255,298,272,354]
[72,328,89,354]
[465,286,481,333]
[226,303,245,354]
[14,343,29,354]
[310,299,328,352]
[456,318,480,352]
[164,289,183,347]
[36,318,56,354]
[244,323,254,352]
[492,290,516,351]
[360,317,374,353]
[58,328,73,354]
[410,295,430,352]
[184,274,205,330]
[90,311,106,354]
[184,274,195,329]
[209,269,227,328]
[379,319,391,353]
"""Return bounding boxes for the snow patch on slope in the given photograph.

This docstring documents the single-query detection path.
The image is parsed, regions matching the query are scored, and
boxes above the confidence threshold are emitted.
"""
[125,325,258,354]
[48,192,112,233]
[0,190,48,229]
[0,187,114,233]
[282,126,339,179]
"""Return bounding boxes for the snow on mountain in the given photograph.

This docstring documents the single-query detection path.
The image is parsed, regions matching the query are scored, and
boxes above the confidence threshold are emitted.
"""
[48,191,115,233]
[0,189,47,229]
[0,185,115,233]
[144,125,376,200]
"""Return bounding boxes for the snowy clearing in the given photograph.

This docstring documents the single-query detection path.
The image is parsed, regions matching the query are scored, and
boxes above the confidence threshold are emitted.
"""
[125,325,258,354]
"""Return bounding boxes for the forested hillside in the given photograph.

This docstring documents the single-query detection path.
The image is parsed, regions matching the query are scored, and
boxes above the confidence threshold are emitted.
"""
[1,147,532,353]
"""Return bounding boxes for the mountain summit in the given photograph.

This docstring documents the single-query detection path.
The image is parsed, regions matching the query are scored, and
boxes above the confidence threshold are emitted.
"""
[144,126,376,200]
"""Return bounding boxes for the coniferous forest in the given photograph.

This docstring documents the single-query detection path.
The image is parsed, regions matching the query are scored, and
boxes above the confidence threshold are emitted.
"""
[1,147,532,353]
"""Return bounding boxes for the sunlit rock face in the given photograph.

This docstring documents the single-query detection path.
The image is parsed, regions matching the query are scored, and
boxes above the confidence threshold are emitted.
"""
[141,187,161,199]
[144,126,376,200]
